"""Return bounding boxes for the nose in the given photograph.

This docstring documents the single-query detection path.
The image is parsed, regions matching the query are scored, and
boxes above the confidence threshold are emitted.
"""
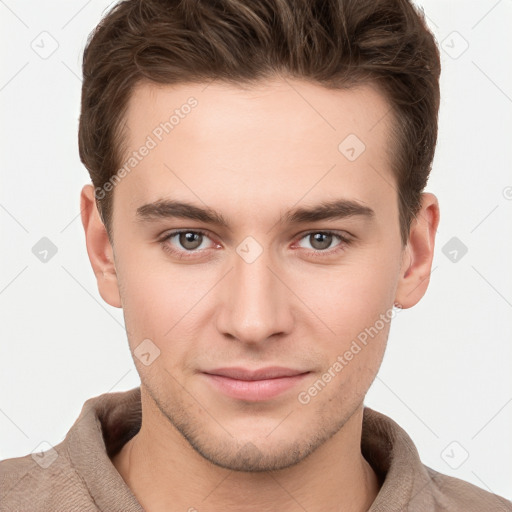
[215,246,295,346]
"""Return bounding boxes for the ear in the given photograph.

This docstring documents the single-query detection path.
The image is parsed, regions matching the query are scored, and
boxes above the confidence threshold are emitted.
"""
[80,184,122,308]
[394,192,440,309]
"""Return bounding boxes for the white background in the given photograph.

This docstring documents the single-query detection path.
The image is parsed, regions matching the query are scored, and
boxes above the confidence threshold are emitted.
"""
[1,0,511,501]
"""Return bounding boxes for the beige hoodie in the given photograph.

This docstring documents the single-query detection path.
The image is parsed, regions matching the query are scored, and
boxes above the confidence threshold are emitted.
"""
[1,387,510,511]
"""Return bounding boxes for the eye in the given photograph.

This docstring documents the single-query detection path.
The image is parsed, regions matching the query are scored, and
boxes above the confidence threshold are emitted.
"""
[173,231,207,250]
[296,231,351,254]
[159,229,218,259]
[158,229,352,261]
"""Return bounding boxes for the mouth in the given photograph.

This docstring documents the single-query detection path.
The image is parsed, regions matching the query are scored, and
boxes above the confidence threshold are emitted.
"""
[201,367,311,402]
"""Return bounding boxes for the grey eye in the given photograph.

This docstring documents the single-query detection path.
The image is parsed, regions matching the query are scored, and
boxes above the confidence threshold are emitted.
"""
[309,233,333,250]
[178,232,204,250]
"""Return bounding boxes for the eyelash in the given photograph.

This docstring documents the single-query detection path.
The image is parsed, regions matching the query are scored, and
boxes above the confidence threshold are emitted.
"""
[158,229,352,260]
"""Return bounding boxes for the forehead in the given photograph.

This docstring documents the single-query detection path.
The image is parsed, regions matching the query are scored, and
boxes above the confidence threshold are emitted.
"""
[115,78,397,226]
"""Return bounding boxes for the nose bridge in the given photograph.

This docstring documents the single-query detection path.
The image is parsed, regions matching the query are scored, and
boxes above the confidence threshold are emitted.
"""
[217,243,292,343]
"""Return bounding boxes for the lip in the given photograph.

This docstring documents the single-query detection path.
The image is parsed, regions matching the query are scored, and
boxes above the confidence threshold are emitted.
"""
[201,367,310,401]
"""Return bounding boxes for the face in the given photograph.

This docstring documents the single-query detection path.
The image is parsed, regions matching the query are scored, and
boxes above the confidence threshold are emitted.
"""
[100,78,408,471]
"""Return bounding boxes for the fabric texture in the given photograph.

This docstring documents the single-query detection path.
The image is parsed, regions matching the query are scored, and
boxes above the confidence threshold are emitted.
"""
[1,387,510,511]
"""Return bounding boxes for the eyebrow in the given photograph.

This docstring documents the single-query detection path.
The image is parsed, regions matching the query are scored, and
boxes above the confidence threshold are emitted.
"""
[135,198,375,228]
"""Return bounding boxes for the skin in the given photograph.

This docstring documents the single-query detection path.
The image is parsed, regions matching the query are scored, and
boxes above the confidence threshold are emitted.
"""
[81,77,439,512]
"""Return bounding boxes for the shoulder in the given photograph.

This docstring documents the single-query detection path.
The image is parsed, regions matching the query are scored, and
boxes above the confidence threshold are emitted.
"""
[423,465,512,511]
[0,388,142,512]
[0,441,97,511]
[362,406,512,511]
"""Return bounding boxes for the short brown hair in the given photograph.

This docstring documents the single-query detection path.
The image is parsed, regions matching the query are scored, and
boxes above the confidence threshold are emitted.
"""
[78,0,440,245]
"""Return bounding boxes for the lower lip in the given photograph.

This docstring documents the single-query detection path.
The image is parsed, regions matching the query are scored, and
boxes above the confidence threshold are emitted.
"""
[202,373,310,401]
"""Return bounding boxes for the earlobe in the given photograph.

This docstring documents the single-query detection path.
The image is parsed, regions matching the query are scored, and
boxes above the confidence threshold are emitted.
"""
[80,184,122,308]
[394,193,440,309]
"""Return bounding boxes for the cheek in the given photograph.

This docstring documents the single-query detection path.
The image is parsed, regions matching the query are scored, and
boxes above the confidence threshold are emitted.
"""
[117,269,193,384]
[114,248,174,344]
[291,252,399,339]
[116,250,219,355]
[288,247,400,400]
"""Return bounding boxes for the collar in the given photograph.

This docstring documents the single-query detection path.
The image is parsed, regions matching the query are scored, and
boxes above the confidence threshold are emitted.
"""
[66,386,437,511]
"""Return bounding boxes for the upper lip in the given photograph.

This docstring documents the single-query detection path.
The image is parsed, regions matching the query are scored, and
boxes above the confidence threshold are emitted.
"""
[203,367,309,381]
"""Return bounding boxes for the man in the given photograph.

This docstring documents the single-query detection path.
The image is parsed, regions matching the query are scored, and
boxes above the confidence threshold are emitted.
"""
[1,0,511,510]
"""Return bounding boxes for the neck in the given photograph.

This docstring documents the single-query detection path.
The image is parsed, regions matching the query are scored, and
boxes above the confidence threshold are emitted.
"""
[112,388,381,512]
